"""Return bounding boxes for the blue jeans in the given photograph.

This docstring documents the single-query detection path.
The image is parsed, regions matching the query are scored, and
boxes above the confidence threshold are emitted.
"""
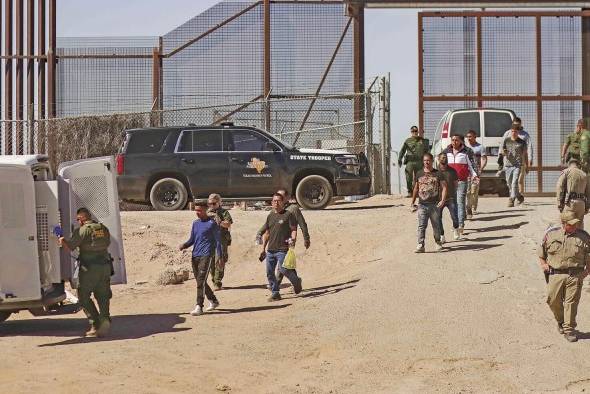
[438,199,459,235]
[417,203,442,245]
[505,166,521,199]
[456,180,468,227]
[266,251,299,295]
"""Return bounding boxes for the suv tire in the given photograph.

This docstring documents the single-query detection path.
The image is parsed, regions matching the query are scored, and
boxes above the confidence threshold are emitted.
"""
[149,177,189,211]
[296,175,333,210]
[0,311,11,323]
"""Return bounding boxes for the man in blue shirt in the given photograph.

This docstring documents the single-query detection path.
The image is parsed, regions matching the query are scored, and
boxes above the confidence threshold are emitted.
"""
[179,201,222,316]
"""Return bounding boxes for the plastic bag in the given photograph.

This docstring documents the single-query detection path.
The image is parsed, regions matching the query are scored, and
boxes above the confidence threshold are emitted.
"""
[282,248,297,270]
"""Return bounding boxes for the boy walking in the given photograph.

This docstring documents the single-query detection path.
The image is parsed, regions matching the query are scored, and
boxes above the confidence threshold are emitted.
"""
[179,201,222,316]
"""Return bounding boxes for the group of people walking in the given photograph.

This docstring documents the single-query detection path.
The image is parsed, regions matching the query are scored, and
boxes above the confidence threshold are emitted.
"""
[178,189,310,317]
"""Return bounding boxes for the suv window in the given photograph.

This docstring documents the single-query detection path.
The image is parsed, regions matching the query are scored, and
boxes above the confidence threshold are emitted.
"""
[126,131,168,154]
[178,130,223,152]
[229,130,274,152]
[484,112,513,137]
[450,112,480,137]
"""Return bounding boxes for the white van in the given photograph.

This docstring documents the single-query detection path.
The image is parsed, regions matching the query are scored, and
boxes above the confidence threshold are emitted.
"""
[0,154,126,323]
[432,108,516,196]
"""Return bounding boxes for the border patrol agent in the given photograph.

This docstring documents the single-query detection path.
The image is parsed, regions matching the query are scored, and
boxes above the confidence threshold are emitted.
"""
[207,193,233,291]
[561,119,586,164]
[557,158,590,230]
[399,126,430,197]
[577,119,590,173]
[538,211,590,342]
[59,207,112,338]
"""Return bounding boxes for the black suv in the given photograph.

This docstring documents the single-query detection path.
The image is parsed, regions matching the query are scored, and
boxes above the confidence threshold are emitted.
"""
[116,123,371,210]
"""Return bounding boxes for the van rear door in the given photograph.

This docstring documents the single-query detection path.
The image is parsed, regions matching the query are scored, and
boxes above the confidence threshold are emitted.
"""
[58,157,127,285]
[482,110,514,172]
[0,164,42,302]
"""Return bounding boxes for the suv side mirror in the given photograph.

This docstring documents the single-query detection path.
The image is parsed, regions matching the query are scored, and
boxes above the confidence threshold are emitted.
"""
[265,142,280,152]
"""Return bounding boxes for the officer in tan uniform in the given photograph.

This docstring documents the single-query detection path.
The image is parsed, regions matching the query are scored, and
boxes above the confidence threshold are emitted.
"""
[538,211,590,342]
[556,158,590,230]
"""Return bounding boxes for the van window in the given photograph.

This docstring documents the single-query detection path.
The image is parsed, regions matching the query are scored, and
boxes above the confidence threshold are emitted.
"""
[178,130,223,152]
[450,112,480,137]
[126,131,168,154]
[484,112,513,137]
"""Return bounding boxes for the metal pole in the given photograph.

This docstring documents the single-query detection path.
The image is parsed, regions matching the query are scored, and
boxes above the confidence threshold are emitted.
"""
[47,0,55,118]
[263,0,271,132]
[385,72,392,194]
[27,0,34,153]
[37,0,46,153]
[16,0,24,154]
[536,15,543,193]
[583,10,590,121]
[380,77,388,194]
[151,46,161,127]
[351,1,365,153]
[364,89,374,194]
[5,0,13,154]
[418,13,424,133]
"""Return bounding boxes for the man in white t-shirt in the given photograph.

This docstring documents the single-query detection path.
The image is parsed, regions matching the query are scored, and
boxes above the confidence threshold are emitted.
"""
[465,130,487,218]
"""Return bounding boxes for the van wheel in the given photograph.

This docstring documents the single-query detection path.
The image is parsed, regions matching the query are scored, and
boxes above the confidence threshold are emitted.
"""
[296,175,333,210]
[149,178,188,211]
[0,312,11,323]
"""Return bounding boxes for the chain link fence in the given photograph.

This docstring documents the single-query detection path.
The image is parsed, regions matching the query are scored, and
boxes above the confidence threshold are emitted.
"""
[1,91,391,194]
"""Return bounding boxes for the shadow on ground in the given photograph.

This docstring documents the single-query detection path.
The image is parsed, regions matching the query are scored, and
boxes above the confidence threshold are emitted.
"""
[466,235,512,242]
[478,209,533,215]
[468,222,529,233]
[0,313,189,346]
[211,304,292,315]
[326,204,401,211]
[471,214,526,222]
[440,243,503,252]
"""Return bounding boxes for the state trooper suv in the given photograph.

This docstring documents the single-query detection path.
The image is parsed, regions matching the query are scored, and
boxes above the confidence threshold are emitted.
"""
[116,123,371,210]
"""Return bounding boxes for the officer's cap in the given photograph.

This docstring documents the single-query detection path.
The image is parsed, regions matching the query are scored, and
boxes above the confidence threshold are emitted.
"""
[569,157,580,165]
[561,211,581,225]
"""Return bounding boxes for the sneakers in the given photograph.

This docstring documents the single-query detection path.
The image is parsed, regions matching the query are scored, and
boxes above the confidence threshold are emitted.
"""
[558,323,565,334]
[213,284,223,291]
[516,195,525,205]
[414,244,425,253]
[564,332,578,342]
[267,293,282,302]
[435,243,444,252]
[453,229,460,240]
[190,305,203,316]
[507,198,515,207]
[440,235,446,244]
[466,213,473,220]
[205,300,220,312]
[96,319,111,337]
[85,326,98,338]
[472,208,478,216]
[293,277,303,294]
[496,170,504,177]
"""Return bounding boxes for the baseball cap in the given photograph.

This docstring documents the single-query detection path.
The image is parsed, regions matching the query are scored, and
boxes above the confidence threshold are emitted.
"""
[561,211,581,225]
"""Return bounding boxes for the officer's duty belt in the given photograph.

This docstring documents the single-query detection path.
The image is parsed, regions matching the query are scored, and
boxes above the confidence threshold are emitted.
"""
[568,192,587,201]
[549,267,585,276]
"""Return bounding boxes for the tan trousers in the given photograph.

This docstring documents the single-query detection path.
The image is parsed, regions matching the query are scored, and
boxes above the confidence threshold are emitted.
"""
[518,163,527,196]
[547,273,584,334]
[466,181,480,214]
[563,199,586,230]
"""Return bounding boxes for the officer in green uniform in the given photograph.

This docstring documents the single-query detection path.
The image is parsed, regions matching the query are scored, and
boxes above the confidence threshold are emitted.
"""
[561,121,584,164]
[538,211,590,342]
[556,158,590,230]
[399,126,430,197]
[573,119,590,172]
[207,194,233,291]
[59,207,112,338]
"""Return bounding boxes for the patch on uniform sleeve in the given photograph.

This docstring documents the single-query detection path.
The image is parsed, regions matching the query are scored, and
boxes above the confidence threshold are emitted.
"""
[542,225,561,243]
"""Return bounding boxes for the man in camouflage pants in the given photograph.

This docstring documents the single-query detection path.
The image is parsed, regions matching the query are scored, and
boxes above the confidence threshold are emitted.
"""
[207,193,233,291]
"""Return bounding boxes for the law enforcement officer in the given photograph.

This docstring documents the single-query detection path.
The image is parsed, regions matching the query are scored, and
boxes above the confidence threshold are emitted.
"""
[538,211,590,342]
[207,193,233,291]
[59,207,113,338]
[557,158,590,230]
[399,126,430,197]
[561,119,586,164]
[575,119,590,173]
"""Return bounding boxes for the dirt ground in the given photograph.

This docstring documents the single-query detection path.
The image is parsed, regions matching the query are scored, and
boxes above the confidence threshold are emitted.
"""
[3,195,590,393]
